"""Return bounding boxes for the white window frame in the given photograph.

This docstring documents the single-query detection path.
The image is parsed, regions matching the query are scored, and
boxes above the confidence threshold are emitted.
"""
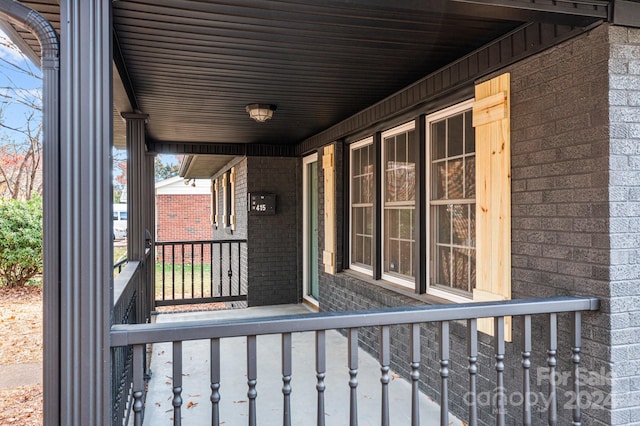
[425,98,475,303]
[349,137,374,275]
[381,121,416,288]
[302,153,319,307]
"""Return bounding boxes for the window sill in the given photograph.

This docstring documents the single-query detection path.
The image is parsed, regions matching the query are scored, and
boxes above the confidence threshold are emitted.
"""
[339,269,455,306]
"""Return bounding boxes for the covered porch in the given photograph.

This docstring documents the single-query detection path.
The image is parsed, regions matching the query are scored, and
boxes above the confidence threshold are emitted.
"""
[2,0,640,425]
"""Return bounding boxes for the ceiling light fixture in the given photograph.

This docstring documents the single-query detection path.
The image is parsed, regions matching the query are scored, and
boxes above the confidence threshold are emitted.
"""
[245,103,277,122]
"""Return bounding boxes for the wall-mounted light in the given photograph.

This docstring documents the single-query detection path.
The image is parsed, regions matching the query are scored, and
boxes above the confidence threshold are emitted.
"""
[245,103,276,122]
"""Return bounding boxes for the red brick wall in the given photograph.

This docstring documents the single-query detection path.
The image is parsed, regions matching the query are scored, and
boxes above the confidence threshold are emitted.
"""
[156,194,212,263]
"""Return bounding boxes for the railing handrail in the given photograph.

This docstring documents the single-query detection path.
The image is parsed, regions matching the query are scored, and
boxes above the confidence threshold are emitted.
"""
[110,296,598,347]
[155,239,247,245]
[113,260,141,308]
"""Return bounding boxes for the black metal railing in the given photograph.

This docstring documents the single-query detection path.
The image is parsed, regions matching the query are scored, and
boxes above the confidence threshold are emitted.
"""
[111,296,599,426]
[113,258,128,275]
[154,240,247,307]
[111,249,152,426]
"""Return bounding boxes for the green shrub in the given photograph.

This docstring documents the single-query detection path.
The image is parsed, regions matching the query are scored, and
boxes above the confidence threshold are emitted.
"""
[0,197,43,287]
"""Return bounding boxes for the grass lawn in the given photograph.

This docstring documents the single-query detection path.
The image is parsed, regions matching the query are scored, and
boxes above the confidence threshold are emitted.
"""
[155,263,215,300]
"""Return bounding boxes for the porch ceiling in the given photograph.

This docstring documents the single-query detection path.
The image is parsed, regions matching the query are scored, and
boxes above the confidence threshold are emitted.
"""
[4,0,610,150]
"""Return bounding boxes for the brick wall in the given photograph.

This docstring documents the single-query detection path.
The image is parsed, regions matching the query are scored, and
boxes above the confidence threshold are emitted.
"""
[246,156,300,306]
[318,23,636,425]
[606,25,640,424]
[156,193,212,263]
[211,159,248,297]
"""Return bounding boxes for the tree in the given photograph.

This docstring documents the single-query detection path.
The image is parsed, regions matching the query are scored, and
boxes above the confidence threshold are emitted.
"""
[0,197,43,287]
[0,31,42,200]
[155,155,179,182]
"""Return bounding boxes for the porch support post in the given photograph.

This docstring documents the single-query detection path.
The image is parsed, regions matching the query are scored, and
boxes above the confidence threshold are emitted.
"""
[58,0,112,424]
[123,113,149,262]
[145,151,156,314]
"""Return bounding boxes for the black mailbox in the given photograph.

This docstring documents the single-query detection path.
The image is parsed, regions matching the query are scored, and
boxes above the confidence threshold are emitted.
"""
[249,193,276,215]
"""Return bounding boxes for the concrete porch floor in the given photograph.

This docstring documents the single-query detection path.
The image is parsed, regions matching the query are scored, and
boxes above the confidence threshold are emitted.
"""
[143,305,463,425]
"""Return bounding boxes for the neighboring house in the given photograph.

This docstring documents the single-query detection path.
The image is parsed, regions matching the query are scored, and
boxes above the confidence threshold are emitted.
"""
[155,176,212,264]
[155,176,212,242]
[5,1,640,425]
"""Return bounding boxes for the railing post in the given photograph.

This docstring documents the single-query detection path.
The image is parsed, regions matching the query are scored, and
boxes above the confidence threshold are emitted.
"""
[379,326,390,426]
[247,335,258,426]
[571,311,582,426]
[522,315,532,426]
[282,333,293,426]
[409,323,420,426]
[494,317,506,426]
[347,328,358,426]
[132,344,145,426]
[439,321,450,426]
[172,341,183,426]
[548,313,558,426]
[467,318,478,426]
[316,330,327,426]
[210,338,221,426]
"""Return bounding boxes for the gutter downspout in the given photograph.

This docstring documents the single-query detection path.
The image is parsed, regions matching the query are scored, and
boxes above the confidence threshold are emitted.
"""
[0,2,60,425]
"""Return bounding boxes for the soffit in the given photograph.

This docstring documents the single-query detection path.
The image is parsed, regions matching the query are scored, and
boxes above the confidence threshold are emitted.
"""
[3,0,609,150]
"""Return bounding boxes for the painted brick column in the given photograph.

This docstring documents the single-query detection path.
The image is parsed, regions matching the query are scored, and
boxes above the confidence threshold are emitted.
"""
[606,24,640,424]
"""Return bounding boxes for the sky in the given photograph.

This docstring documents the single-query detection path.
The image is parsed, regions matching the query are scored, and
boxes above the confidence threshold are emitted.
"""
[0,29,42,144]
[0,29,179,172]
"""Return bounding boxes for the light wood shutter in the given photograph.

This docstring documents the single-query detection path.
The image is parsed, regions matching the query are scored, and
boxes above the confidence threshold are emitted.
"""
[323,144,335,274]
[229,167,236,230]
[211,179,217,227]
[472,72,511,341]
[222,173,229,227]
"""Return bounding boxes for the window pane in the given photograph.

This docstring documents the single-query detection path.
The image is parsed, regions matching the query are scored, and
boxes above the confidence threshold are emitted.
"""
[396,133,407,164]
[383,127,415,281]
[448,115,464,157]
[399,209,413,240]
[387,239,399,273]
[352,176,361,204]
[432,121,446,160]
[389,208,399,238]
[437,246,451,286]
[353,148,361,178]
[469,205,476,246]
[465,112,475,154]
[429,107,475,296]
[433,162,446,200]
[436,205,450,244]
[386,169,395,202]
[465,157,475,198]
[448,159,464,199]
[451,248,469,292]
[353,235,363,264]
[351,143,373,268]
[400,241,413,276]
[469,248,476,290]
[363,235,372,266]
[452,204,469,246]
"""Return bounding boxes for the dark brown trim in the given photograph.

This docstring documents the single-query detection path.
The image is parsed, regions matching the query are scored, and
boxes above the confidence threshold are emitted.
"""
[372,132,382,280]
[150,140,297,157]
[415,115,427,294]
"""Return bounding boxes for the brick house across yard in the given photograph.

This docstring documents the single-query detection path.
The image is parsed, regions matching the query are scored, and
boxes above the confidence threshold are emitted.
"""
[155,176,212,264]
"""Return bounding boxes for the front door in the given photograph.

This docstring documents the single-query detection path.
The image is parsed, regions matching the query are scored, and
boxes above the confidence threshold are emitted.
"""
[303,154,319,304]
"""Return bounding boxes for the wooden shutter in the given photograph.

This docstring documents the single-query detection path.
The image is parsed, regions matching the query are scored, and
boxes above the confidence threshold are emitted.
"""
[222,173,228,227]
[472,72,511,341]
[211,179,217,227]
[323,144,335,274]
[229,167,236,230]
